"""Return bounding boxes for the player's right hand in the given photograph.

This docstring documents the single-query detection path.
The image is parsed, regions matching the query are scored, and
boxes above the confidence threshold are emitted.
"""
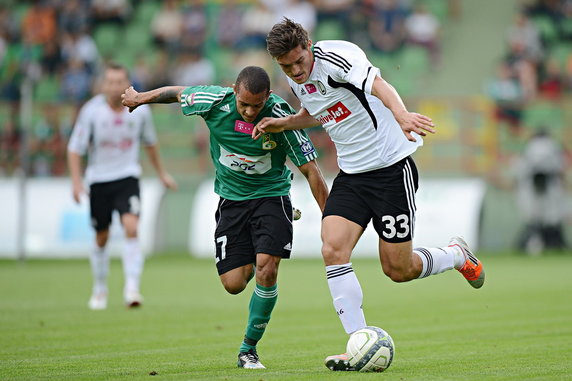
[252,117,286,139]
[122,86,140,113]
[72,183,85,204]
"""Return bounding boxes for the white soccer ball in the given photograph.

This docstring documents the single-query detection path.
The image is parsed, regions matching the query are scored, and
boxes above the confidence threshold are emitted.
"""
[347,326,395,372]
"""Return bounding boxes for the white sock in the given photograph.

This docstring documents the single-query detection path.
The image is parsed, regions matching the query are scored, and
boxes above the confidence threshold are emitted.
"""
[326,263,366,334]
[90,245,109,294]
[122,238,144,294]
[414,246,462,278]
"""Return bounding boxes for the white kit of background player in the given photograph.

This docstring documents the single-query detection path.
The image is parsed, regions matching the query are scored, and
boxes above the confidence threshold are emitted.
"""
[67,65,176,310]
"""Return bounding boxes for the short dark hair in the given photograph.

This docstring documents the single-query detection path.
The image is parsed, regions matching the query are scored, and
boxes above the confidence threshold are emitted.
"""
[235,66,270,94]
[266,17,310,58]
[104,62,130,78]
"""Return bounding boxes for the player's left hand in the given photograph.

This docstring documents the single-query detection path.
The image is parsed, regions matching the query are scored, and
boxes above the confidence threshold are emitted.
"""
[395,111,435,142]
[160,172,178,191]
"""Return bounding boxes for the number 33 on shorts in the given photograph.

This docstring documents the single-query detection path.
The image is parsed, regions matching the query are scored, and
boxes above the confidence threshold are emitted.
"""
[381,214,410,239]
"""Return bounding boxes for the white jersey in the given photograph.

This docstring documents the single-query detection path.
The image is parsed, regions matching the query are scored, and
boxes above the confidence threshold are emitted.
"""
[67,94,157,185]
[288,40,423,173]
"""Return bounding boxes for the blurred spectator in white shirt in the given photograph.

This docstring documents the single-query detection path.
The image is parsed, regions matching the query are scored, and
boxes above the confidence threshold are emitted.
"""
[405,3,441,67]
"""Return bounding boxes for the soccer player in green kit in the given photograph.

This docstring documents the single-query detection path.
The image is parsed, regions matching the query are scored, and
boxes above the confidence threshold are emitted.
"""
[122,66,328,369]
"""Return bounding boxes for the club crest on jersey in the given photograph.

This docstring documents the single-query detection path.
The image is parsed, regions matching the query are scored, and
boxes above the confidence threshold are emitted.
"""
[316,81,327,95]
[316,101,351,125]
[262,134,277,150]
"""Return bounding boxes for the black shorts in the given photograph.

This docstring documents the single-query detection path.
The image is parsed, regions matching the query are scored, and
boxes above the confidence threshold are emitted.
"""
[323,156,419,243]
[214,195,293,275]
[89,177,140,231]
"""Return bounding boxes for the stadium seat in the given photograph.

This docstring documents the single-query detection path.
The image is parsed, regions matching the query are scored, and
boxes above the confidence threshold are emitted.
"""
[94,24,123,58]
[532,16,559,47]
[34,76,60,103]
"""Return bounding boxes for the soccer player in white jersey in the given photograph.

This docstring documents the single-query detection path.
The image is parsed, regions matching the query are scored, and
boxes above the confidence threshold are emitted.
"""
[121,66,328,369]
[67,63,177,310]
[253,18,486,371]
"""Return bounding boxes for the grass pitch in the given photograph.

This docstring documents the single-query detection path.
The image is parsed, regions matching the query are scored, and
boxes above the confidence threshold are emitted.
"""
[1,252,571,380]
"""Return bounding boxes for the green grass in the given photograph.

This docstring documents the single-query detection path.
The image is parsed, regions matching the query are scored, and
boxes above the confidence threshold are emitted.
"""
[1,253,571,380]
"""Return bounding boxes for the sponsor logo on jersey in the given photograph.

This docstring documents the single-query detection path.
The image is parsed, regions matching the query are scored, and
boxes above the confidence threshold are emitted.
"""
[234,120,254,134]
[304,83,317,94]
[219,146,271,174]
[187,93,195,106]
[316,101,351,125]
[100,138,133,151]
[300,141,315,155]
[219,104,230,112]
[316,81,327,95]
[262,134,277,150]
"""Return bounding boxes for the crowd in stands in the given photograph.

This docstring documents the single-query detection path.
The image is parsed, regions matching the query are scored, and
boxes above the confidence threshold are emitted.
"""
[0,0,449,176]
[486,0,572,135]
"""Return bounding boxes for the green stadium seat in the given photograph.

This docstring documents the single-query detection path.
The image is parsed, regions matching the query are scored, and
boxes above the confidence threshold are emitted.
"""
[532,16,559,47]
[398,46,430,75]
[34,76,60,103]
[314,20,346,41]
[94,24,123,58]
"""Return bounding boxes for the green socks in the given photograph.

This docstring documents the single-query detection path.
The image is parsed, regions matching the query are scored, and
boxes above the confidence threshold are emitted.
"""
[239,283,278,353]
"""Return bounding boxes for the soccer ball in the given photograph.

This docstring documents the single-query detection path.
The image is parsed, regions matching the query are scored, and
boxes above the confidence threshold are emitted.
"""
[347,326,395,372]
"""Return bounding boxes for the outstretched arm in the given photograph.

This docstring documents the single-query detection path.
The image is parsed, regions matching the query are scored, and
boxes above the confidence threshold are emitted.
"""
[252,108,320,139]
[122,86,186,112]
[296,160,329,212]
[144,144,178,191]
[371,76,435,142]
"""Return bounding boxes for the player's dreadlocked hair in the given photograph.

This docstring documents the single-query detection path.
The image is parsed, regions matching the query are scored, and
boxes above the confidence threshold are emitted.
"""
[266,17,310,58]
[235,66,271,94]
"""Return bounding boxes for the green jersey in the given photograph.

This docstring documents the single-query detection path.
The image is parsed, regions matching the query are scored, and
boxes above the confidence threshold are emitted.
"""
[180,85,318,200]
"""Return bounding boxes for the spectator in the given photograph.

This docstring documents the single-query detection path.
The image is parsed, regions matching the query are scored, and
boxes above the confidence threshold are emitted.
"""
[405,3,441,67]
[486,61,525,134]
[21,0,57,46]
[58,0,90,36]
[314,0,357,40]
[538,58,565,99]
[180,0,208,54]
[283,0,317,36]
[216,0,245,49]
[170,51,215,87]
[90,0,132,29]
[367,0,408,55]
[506,12,543,64]
[240,1,277,50]
[514,129,569,254]
[151,0,184,54]
[61,29,100,74]
[505,39,538,100]
[40,39,63,77]
[0,118,21,176]
[60,58,92,108]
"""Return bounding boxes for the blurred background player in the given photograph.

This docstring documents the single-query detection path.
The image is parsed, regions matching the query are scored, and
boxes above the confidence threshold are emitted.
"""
[67,63,177,310]
[256,18,485,371]
[121,66,328,369]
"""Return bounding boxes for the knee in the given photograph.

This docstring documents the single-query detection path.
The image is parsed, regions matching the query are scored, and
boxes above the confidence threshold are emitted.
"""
[321,243,349,265]
[255,262,278,285]
[124,226,138,238]
[221,279,247,295]
[382,264,414,283]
